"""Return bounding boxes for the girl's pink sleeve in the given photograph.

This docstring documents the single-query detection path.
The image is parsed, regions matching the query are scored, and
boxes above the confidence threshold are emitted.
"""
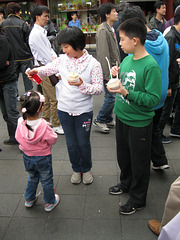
[78,61,103,95]
[36,58,61,78]
[45,124,58,145]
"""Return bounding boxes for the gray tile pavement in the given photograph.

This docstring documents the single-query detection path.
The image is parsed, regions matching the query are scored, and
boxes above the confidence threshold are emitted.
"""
[0,74,179,240]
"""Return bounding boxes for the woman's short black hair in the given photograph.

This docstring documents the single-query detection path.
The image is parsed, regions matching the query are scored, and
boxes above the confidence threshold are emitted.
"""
[58,26,85,50]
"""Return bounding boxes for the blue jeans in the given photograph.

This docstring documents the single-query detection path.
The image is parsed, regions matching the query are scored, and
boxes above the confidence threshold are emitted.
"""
[96,80,115,123]
[0,81,20,141]
[58,110,93,173]
[14,59,33,92]
[23,153,55,204]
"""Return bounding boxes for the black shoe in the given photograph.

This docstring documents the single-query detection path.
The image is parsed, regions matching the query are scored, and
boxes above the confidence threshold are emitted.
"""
[109,183,123,195]
[0,148,2,152]
[161,135,171,144]
[119,203,144,215]
[4,139,18,145]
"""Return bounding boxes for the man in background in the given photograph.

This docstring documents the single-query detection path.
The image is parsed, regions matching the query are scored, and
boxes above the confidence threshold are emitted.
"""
[1,2,33,92]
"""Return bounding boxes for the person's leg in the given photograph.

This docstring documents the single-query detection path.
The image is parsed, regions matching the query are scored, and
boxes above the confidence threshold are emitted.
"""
[20,60,33,91]
[151,108,169,168]
[58,110,81,172]
[0,81,19,142]
[23,153,39,201]
[38,155,55,204]
[45,78,60,128]
[170,88,180,136]
[127,123,152,208]
[41,77,51,123]
[159,89,178,134]
[161,176,180,227]
[75,111,93,173]
[96,80,115,123]
[116,118,132,192]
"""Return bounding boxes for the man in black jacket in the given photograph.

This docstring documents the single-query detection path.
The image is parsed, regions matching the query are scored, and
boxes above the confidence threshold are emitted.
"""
[0,26,19,145]
[1,2,33,92]
[159,8,180,142]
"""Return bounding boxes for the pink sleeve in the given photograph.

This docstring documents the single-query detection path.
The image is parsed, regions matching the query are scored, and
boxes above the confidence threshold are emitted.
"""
[78,61,103,95]
[44,124,58,145]
[36,58,61,78]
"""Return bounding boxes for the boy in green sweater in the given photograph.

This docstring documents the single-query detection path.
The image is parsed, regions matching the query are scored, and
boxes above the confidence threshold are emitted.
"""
[107,18,162,215]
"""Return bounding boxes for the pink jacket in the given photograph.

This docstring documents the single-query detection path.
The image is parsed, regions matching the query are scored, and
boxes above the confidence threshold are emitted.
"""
[15,117,58,156]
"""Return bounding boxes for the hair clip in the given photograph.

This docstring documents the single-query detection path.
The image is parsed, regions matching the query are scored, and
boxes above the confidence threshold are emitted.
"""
[24,92,31,97]
[22,107,27,113]
[36,92,45,103]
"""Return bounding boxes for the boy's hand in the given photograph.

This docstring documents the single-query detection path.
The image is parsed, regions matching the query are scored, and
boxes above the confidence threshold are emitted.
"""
[68,77,83,86]
[107,81,128,97]
[111,66,120,78]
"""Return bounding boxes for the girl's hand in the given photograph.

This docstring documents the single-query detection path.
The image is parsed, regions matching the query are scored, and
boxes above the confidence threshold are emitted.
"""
[111,66,120,78]
[68,77,83,86]
[25,68,38,80]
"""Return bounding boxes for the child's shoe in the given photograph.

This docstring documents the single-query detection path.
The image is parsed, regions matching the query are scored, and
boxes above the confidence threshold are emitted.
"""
[45,194,60,212]
[25,195,39,208]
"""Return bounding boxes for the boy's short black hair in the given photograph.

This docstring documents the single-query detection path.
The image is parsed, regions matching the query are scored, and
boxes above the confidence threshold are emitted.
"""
[31,4,50,23]
[154,1,167,10]
[57,26,85,50]
[119,17,147,45]
[120,5,147,25]
[6,2,21,15]
[174,7,180,24]
[71,12,76,17]
[98,2,116,22]
[173,0,180,12]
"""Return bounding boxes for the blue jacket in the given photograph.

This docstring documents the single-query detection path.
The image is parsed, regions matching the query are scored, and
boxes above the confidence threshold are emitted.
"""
[68,19,81,29]
[145,29,169,110]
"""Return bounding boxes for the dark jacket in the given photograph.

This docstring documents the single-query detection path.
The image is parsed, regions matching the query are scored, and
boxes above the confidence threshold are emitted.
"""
[0,34,17,86]
[165,26,180,90]
[96,22,120,80]
[1,14,32,61]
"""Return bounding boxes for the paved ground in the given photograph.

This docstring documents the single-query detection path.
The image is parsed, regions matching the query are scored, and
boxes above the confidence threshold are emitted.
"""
[0,71,179,240]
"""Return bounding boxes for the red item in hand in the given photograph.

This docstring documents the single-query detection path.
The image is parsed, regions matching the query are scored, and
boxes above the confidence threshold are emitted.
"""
[32,74,42,85]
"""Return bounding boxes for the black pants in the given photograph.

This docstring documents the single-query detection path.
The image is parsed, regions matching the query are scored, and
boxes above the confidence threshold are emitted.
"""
[159,88,178,133]
[171,88,180,132]
[116,117,152,207]
[151,107,168,166]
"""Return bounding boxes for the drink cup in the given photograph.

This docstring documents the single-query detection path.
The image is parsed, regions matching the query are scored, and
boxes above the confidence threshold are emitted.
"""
[26,68,42,85]
[107,78,120,90]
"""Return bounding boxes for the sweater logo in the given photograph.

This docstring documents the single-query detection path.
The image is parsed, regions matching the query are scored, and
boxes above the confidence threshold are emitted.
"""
[117,70,136,104]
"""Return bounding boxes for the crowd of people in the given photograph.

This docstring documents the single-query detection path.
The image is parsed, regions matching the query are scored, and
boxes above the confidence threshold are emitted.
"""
[0,0,180,238]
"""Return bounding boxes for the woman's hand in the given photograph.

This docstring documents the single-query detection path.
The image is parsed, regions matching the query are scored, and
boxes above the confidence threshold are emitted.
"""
[68,77,83,86]
[111,66,120,78]
[25,68,38,80]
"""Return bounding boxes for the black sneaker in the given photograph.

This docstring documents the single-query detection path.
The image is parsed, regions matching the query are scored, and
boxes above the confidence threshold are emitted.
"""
[109,183,123,195]
[170,129,180,138]
[161,135,171,144]
[119,203,144,215]
[152,164,170,170]
[4,139,19,145]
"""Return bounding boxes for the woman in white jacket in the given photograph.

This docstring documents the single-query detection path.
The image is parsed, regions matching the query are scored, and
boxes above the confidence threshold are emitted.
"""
[26,26,103,185]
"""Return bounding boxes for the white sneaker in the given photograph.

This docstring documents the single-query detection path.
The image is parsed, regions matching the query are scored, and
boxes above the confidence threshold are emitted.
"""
[53,126,64,135]
[93,119,110,133]
[71,172,81,184]
[83,171,93,184]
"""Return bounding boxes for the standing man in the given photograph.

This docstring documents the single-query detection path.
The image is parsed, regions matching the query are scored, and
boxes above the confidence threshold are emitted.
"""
[29,5,63,135]
[93,3,120,133]
[159,8,180,142]
[1,2,33,92]
[68,13,81,29]
[148,1,167,33]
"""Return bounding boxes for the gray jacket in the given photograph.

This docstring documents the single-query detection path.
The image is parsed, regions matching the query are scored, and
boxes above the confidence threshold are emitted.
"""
[96,22,120,80]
